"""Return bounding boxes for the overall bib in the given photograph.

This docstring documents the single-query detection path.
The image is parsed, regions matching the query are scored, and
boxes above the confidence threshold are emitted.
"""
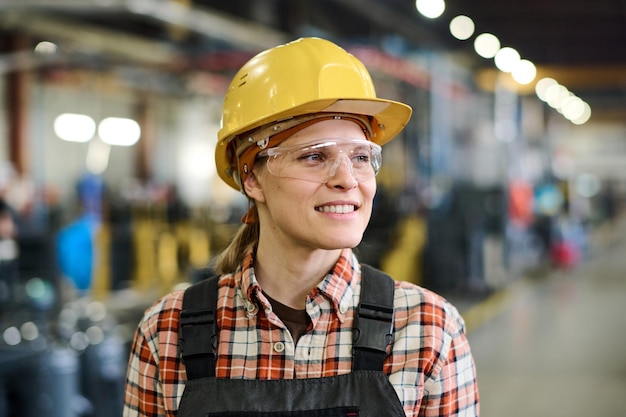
[178,265,405,417]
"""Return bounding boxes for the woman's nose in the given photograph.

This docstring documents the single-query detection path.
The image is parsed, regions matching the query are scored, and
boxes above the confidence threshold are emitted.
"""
[327,154,358,188]
[328,153,354,177]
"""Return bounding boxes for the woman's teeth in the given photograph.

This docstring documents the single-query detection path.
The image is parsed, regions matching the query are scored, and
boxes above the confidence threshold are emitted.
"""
[317,204,355,213]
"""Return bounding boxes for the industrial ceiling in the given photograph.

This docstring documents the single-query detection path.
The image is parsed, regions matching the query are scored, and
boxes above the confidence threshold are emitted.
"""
[1,0,625,121]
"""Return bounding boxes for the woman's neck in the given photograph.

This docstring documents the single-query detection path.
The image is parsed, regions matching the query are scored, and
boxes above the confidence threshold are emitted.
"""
[254,243,342,309]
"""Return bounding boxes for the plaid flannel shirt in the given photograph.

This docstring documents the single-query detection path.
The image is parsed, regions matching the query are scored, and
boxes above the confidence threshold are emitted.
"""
[123,248,479,417]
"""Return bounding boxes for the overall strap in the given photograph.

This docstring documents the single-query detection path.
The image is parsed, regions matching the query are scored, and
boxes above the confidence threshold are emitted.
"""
[180,264,396,379]
[180,273,219,379]
[352,264,395,371]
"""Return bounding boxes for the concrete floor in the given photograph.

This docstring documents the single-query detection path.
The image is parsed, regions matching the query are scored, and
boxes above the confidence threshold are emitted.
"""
[467,219,626,416]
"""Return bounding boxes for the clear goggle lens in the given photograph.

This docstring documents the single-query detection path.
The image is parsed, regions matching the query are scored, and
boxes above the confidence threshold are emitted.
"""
[258,138,382,183]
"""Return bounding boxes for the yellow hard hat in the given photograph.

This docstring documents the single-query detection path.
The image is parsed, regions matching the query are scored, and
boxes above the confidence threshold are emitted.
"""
[215,37,413,191]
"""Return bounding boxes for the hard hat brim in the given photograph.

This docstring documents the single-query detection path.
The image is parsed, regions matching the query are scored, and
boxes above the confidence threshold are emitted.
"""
[215,97,412,191]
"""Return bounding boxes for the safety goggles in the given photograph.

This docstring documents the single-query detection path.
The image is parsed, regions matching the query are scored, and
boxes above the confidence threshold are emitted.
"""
[257,138,382,183]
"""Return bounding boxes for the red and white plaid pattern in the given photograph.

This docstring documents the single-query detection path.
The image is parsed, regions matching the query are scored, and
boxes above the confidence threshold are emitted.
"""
[123,249,479,417]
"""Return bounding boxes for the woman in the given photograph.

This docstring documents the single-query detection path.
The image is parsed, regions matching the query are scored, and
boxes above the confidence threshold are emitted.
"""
[123,37,479,417]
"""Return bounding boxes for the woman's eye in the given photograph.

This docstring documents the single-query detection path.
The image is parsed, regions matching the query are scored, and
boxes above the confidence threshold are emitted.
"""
[298,152,325,163]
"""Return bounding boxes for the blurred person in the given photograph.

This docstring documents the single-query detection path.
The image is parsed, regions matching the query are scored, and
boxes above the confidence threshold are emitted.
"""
[0,198,19,312]
[123,37,479,417]
[56,173,105,294]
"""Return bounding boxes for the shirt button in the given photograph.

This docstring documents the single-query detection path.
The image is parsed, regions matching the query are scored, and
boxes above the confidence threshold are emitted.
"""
[246,303,256,313]
[273,342,285,353]
[340,305,348,314]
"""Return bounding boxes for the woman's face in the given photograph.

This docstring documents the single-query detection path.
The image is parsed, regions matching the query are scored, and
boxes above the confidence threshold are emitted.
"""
[246,118,378,252]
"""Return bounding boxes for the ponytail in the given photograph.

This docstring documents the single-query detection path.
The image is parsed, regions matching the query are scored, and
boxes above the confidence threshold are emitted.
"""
[214,162,263,275]
[213,217,260,275]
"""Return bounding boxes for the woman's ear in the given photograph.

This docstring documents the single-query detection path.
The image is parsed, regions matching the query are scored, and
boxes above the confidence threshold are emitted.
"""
[243,170,266,203]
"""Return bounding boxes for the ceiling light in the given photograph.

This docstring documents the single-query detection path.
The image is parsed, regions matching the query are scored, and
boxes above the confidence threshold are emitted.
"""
[86,139,111,175]
[449,15,474,40]
[548,86,571,109]
[98,117,141,146]
[544,84,565,105]
[473,33,500,58]
[416,0,446,19]
[54,113,96,143]
[511,59,536,84]
[535,78,558,101]
[34,41,58,55]
[561,96,585,121]
[494,47,520,73]
[571,102,592,125]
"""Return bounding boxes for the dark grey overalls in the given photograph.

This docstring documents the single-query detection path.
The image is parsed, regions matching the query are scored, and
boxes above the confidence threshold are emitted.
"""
[178,265,405,417]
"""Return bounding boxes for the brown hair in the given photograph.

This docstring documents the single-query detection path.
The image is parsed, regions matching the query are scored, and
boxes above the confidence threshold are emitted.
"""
[213,217,260,275]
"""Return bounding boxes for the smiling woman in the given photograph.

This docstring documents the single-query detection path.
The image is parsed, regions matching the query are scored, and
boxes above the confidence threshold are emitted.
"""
[246,118,376,259]
[123,37,479,417]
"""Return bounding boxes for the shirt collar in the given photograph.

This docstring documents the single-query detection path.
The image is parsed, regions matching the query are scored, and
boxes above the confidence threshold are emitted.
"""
[235,247,359,320]
[316,249,357,321]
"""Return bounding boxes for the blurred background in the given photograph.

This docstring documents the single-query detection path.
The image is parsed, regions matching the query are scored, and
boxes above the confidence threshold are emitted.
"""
[0,1,624,416]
